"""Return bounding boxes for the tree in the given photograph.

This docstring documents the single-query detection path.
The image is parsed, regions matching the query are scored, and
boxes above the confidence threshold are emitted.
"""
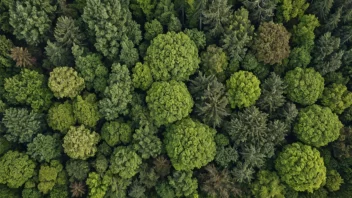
[275,143,326,192]
[73,48,108,94]
[189,73,230,128]
[2,108,45,143]
[48,67,85,99]
[144,19,163,41]
[86,172,110,198]
[119,37,139,68]
[199,164,241,198]
[9,0,56,45]
[251,170,286,198]
[82,0,141,60]
[184,28,206,50]
[308,0,333,20]
[294,105,343,147]
[241,0,278,23]
[0,151,36,188]
[0,35,13,69]
[200,45,228,81]
[168,171,198,197]
[215,146,239,168]
[257,73,286,114]
[73,94,100,128]
[332,127,352,160]
[66,159,90,182]
[27,134,61,163]
[153,156,171,178]
[202,0,232,37]
[101,120,132,147]
[70,182,86,198]
[144,31,200,81]
[4,69,53,111]
[47,101,76,133]
[320,83,352,114]
[276,0,309,22]
[99,63,133,121]
[326,170,344,192]
[285,47,311,70]
[54,16,84,47]
[284,67,324,105]
[44,41,73,68]
[252,22,291,65]
[38,160,64,194]
[62,125,100,160]
[292,14,320,49]
[241,52,270,79]
[153,0,177,25]
[313,32,344,75]
[131,62,153,91]
[221,7,255,70]
[10,47,35,68]
[226,70,261,109]
[109,146,142,179]
[164,118,216,171]
[146,80,194,126]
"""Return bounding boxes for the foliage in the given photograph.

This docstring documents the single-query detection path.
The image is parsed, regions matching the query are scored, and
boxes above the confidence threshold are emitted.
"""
[73,93,100,128]
[101,120,132,147]
[47,101,76,133]
[0,137,11,156]
[313,32,344,75]
[146,80,193,126]
[73,50,108,94]
[200,45,228,81]
[257,73,286,113]
[2,107,45,143]
[54,16,84,47]
[4,69,53,111]
[189,73,230,128]
[38,160,63,194]
[199,164,241,198]
[70,182,86,198]
[132,62,153,91]
[202,0,232,37]
[251,170,286,198]
[184,28,206,50]
[109,146,142,179]
[9,0,56,45]
[144,31,199,81]
[44,41,73,68]
[168,171,198,197]
[294,104,343,147]
[292,14,320,49]
[284,67,324,105]
[0,151,36,188]
[241,0,277,23]
[320,83,352,114]
[252,22,291,65]
[48,67,85,99]
[0,35,13,68]
[226,70,261,109]
[215,146,239,168]
[27,134,61,163]
[276,0,309,22]
[66,159,90,182]
[326,170,344,192]
[86,172,110,198]
[241,52,269,79]
[153,156,171,178]
[10,47,35,68]
[62,125,100,160]
[82,0,141,60]
[164,118,216,171]
[275,143,326,192]
[285,47,311,70]
[99,63,133,121]
[332,127,352,160]
[144,19,163,41]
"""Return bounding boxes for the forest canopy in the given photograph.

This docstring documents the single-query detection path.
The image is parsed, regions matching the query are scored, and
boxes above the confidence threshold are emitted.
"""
[1,0,352,197]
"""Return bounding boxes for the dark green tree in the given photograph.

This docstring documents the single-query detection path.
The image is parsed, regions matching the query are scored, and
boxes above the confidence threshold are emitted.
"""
[241,0,278,23]
[168,171,198,197]
[54,16,84,47]
[27,134,61,163]
[200,45,228,81]
[2,107,45,143]
[66,159,90,182]
[99,63,133,121]
[101,120,132,147]
[47,101,76,133]
[144,19,163,41]
[202,0,232,37]
[109,146,142,179]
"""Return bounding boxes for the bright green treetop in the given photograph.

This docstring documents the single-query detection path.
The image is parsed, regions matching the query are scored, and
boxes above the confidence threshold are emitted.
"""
[146,80,194,126]
[109,146,142,179]
[251,170,286,198]
[226,70,261,109]
[0,151,36,188]
[47,101,76,133]
[4,69,53,111]
[275,143,326,192]
[294,104,343,147]
[101,120,132,147]
[320,83,352,114]
[38,160,63,194]
[73,93,100,128]
[132,62,153,91]
[284,67,324,105]
[62,125,100,160]
[164,118,216,171]
[48,67,85,99]
[144,31,199,81]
